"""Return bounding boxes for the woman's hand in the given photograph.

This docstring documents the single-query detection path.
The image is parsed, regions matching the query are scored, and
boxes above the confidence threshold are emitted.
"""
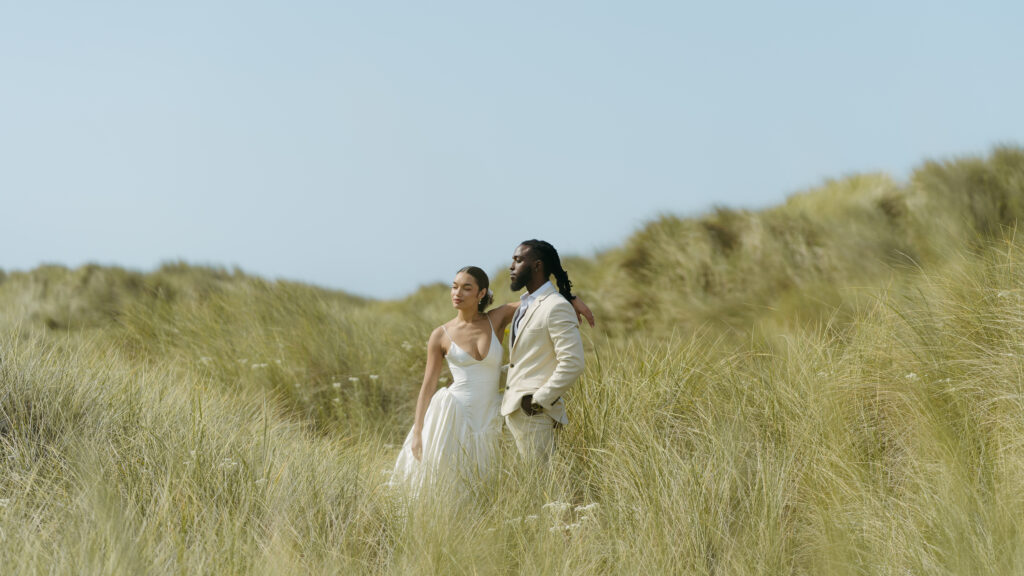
[571,296,596,327]
[412,431,423,461]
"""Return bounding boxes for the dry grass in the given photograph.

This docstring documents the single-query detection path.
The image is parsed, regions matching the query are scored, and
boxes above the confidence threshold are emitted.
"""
[2,147,1024,573]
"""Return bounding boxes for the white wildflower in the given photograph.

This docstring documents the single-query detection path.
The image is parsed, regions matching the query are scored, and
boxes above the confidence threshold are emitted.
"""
[332,398,340,404]
[439,375,450,384]
[251,363,268,369]
[275,359,282,364]
[239,358,249,364]
[549,523,581,534]
[524,515,539,525]
[401,341,414,351]
[542,501,571,515]
[369,374,380,381]
[348,376,360,384]
[0,498,10,508]
[505,517,523,526]
[905,373,918,380]
[255,478,267,487]
[575,503,600,513]
[384,443,396,449]
[332,382,342,389]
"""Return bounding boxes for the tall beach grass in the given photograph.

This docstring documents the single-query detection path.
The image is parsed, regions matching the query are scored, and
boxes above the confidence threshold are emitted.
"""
[2,147,1024,573]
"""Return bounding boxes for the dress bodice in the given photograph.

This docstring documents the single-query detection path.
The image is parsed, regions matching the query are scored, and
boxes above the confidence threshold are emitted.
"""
[441,326,502,432]
[445,329,501,381]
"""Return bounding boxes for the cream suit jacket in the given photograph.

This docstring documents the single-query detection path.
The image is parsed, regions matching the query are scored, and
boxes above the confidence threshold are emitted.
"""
[501,283,585,425]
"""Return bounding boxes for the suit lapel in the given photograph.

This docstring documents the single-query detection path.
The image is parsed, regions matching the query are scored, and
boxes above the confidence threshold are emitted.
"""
[511,284,555,351]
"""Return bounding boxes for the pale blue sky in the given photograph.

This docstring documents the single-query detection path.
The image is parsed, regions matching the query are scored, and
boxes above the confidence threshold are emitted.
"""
[2,1,1022,298]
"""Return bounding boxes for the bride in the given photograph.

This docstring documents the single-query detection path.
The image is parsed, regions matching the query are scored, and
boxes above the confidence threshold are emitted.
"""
[388,265,591,496]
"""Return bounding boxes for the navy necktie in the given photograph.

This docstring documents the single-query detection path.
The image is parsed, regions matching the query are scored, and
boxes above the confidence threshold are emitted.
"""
[511,304,525,347]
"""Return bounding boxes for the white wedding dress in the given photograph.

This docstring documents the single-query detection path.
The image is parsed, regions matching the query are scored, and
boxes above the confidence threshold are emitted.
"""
[388,321,503,497]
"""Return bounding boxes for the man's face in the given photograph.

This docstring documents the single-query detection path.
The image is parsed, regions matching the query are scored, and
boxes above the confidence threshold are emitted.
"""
[509,244,537,291]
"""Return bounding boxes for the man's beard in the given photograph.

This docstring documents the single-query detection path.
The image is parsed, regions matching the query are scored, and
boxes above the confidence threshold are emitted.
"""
[510,267,532,291]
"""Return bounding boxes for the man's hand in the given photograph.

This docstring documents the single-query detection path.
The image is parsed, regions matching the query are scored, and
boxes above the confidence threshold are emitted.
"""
[570,296,596,327]
[521,394,545,416]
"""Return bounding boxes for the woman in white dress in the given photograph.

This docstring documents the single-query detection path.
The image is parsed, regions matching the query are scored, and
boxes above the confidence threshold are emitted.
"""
[389,266,591,496]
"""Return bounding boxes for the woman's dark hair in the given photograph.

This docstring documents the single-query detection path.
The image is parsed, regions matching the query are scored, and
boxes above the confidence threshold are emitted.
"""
[457,266,493,313]
[519,239,575,301]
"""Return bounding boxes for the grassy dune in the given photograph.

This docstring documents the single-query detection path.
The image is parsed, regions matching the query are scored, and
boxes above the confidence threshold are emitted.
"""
[2,147,1024,573]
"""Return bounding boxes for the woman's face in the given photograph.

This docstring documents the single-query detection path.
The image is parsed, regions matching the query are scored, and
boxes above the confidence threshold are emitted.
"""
[451,272,483,312]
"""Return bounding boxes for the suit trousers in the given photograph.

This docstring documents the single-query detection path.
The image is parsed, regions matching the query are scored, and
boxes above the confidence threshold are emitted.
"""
[505,409,556,464]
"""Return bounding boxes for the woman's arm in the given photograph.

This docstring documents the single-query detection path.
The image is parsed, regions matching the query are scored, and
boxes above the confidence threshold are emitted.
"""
[487,302,520,336]
[487,294,596,335]
[411,327,446,461]
[571,295,596,327]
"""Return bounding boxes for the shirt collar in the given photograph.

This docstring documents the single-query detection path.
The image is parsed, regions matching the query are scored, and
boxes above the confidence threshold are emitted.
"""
[520,280,554,308]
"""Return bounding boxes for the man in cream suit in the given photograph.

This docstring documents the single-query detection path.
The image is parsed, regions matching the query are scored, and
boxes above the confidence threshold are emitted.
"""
[502,240,586,463]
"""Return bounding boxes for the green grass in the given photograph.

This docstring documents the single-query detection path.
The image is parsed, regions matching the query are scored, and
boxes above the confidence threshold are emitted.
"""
[3,147,1024,573]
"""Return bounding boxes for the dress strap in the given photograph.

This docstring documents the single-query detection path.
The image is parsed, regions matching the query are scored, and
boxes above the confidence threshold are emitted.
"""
[486,314,495,334]
[440,324,453,343]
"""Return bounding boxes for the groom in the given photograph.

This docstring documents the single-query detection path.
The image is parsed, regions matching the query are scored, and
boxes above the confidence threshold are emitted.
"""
[502,239,586,463]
